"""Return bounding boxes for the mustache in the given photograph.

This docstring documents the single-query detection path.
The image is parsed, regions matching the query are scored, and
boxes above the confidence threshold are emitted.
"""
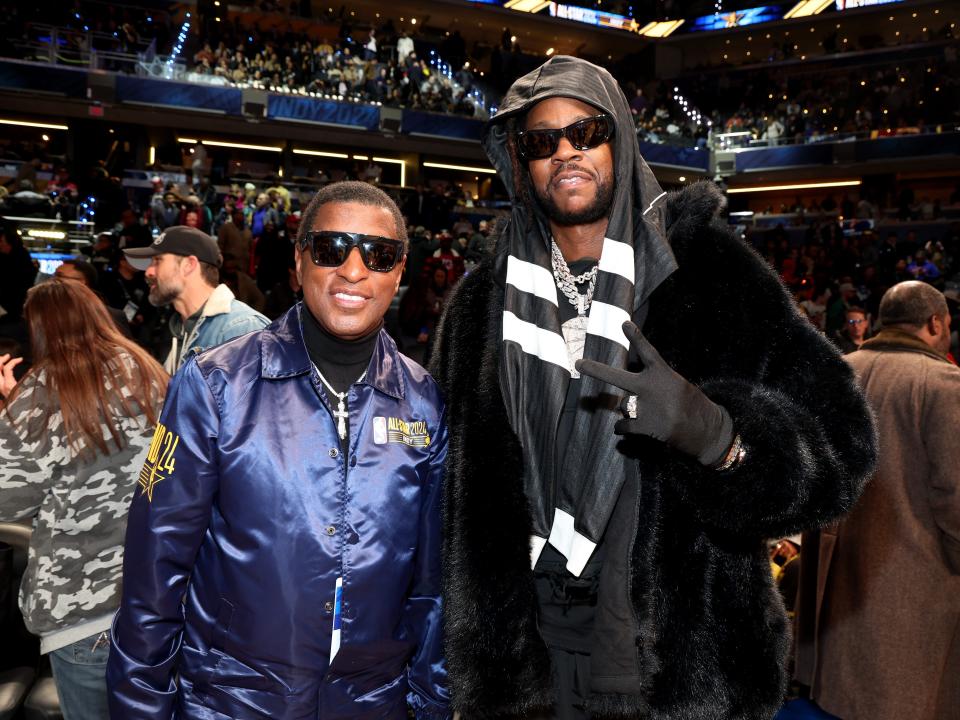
[551,163,595,183]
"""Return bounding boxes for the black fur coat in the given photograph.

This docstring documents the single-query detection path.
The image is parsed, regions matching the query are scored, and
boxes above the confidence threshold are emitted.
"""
[429,182,877,720]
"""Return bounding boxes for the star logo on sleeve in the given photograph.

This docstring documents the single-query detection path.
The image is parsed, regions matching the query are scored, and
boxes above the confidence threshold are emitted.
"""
[138,422,180,502]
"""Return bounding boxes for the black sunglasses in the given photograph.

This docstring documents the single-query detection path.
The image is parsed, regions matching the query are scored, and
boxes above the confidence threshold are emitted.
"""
[301,231,405,273]
[516,114,614,161]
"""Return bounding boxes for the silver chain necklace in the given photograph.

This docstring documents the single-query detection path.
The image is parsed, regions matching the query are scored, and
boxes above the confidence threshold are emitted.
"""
[314,365,368,441]
[551,238,599,317]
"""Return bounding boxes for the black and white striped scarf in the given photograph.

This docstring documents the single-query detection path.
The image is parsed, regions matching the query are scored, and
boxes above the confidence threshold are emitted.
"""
[485,56,678,576]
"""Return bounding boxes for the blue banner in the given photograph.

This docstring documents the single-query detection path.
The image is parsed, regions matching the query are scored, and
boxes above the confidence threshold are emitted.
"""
[267,95,380,130]
[686,6,783,33]
[402,110,484,141]
[638,142,710,171]
[854,133,960,162]
[735,144,833,172]
[115,76,242,115]
[0,59,87,97]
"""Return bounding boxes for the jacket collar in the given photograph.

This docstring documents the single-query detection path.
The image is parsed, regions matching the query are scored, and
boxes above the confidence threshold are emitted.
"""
[859,328,952,364]
[169,283,236,336]
[203,284,236,317]
[260,303,405,399]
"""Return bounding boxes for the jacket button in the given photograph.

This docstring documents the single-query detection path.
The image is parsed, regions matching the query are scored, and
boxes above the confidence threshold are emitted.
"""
[329,448,339,458]
[349,455,357,467]
[325,525,336,536]
[324,601,334,612]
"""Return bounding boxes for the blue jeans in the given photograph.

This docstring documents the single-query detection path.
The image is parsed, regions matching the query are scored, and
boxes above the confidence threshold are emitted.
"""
[49,631,110,720]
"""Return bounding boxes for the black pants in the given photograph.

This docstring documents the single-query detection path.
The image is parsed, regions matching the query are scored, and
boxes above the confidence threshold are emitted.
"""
[544,645,592,720]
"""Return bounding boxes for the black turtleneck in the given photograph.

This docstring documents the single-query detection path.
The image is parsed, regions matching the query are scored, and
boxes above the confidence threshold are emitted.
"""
[302,305,380,392]
[301,306,380,447]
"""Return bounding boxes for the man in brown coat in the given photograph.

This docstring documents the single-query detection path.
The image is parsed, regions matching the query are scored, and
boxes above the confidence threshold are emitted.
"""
[217,208,254,273]
[795,280,960,720]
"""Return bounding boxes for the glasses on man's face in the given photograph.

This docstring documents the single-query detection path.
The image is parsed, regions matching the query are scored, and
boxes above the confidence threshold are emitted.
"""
[847,318,866,325]
[516,114,614,161]
[301,231,405,273]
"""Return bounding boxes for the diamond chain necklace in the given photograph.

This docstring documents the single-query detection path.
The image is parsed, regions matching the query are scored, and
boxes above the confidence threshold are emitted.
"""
[551,238,599,317]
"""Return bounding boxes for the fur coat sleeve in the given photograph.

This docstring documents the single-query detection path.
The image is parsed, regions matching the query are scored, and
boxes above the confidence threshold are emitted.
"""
[641,183,877,540]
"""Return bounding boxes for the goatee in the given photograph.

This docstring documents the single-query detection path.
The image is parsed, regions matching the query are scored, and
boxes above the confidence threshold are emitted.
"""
[534,175,614,227]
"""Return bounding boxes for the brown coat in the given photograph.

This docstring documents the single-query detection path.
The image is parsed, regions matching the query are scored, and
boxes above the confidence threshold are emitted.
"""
[217,221,253,273]
[795,330,960,720]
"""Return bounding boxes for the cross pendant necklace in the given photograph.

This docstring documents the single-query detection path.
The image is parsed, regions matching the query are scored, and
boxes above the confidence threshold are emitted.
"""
[314,365,368,441]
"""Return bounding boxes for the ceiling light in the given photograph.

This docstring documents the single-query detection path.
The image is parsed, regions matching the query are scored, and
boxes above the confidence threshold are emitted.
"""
[0,119,69,130]
[177,138,282,152]
[424,162,496,174]
[727,180,862,194]
[292,149,349,159]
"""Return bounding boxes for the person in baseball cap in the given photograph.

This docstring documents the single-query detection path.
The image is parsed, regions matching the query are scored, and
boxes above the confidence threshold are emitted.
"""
[123,226,267,372]
[124,225,222,271]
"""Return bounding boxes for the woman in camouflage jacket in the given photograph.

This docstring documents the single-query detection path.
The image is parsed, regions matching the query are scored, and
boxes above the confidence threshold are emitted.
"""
[0,279,167,720]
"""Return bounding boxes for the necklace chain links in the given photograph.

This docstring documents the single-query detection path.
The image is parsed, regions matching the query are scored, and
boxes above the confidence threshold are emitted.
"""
[551,238,599,317]
[314,365,368,441]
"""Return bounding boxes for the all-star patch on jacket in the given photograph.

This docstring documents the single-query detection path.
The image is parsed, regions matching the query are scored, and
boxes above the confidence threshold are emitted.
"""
[107,304,451,720]
[0,356,159,650]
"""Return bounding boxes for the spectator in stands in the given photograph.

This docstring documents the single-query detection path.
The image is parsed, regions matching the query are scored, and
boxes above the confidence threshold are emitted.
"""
[54,258,133,338]
[123,225,268,373]
[3,180,51,218]
[108,181,450,720]
[179,195,213,234]
[432,54,875,720]
[117,208,152,249]
[430,231,464,285]
[47,165,78,197]
[907,249,941,283]
[250,191,279,238]
[800,285,830,331]
[0,279,167,720]
[189,141,207,182]
[363,28,376,61]
[400,264,451,362]
[254,215,290,292]
[796,281,960,720]
[0,226,37,324]
[833,305,870,354]
[466,219,490,262]
[153,191,181,231]
[217,207,253,273]
[220,253,266,314]
[403,225,433,287]
[263,250,302,320]
[97,250,160,353]
[193,176,217,210]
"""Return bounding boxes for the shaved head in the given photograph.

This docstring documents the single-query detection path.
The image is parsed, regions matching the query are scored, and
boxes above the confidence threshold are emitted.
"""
[879,281,948,329]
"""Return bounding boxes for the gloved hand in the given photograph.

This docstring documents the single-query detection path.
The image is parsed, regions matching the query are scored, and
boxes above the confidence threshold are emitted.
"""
[576,321,734,466]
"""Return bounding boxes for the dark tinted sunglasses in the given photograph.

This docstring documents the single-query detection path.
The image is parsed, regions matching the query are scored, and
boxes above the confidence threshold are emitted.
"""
[301,231,405,273]
[516,114,614,161]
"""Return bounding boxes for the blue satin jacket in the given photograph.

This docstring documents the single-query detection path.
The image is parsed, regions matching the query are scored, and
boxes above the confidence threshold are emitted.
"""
[107,305,450,720]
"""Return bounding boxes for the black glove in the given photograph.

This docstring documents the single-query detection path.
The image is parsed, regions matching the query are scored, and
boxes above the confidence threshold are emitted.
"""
[576,321,734,466]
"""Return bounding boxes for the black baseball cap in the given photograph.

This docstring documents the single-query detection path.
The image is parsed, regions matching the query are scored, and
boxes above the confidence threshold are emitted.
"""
[124,225,223,270]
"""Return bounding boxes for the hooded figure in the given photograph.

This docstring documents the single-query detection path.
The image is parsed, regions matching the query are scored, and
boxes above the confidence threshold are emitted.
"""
[431,56,876,719]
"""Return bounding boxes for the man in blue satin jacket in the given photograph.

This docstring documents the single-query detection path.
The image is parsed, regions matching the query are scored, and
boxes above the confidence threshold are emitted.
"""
[107,181,451,720]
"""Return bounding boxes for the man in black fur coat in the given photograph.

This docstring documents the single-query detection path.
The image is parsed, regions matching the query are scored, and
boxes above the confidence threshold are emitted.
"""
[429,56,876,720]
